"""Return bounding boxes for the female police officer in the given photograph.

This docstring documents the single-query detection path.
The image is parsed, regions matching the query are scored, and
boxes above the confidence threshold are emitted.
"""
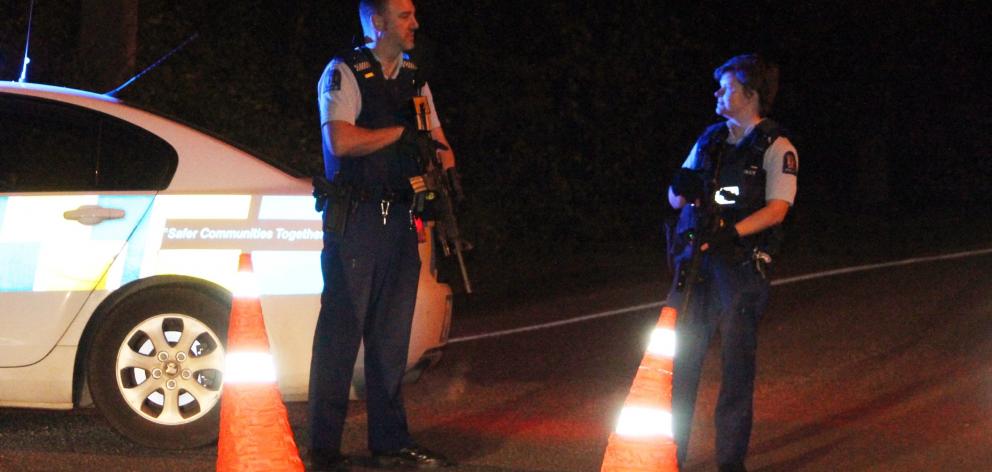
[667,54,798,472]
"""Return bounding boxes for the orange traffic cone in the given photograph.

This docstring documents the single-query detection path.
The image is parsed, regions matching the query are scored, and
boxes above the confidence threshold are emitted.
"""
[216,253,304,471]
[601,306,679,472]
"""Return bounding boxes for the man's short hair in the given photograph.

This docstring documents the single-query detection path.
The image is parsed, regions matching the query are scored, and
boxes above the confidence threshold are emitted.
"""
[714,54,780,117]
[359,0,390,20]
[359,0,391,41]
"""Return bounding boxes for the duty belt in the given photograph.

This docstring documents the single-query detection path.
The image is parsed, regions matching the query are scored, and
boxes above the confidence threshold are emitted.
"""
[351,186,414,204]
[350,186,415,226]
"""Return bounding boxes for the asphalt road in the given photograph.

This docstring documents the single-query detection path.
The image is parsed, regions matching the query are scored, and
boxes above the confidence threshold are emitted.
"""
[2,248,992,471]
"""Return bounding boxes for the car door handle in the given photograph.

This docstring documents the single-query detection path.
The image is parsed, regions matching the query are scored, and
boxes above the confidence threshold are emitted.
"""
[63,205,126,225]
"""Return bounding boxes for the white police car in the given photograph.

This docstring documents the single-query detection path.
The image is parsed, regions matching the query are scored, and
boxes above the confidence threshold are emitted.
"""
[0,81,452,448]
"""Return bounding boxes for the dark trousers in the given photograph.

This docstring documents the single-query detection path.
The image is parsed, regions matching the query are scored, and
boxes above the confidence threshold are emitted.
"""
[668,254,769,467]
[308,202,421,454]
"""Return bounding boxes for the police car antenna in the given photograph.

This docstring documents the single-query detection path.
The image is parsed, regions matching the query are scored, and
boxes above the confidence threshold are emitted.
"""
[105,32,199,97]
[17,0,36,83]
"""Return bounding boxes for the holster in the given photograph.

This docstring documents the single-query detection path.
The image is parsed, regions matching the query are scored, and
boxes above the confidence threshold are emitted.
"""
[313,175,353,235]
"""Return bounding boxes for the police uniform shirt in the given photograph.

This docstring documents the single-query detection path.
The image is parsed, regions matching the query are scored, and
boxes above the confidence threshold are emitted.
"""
[317,50,442,129]
[681,121,799,205]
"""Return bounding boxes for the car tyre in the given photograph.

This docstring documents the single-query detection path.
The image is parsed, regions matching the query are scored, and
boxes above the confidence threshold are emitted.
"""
[86,285,229,448]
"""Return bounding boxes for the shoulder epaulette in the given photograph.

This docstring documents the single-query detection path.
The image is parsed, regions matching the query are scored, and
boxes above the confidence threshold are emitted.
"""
[343,47,377,79]
[400,52,418,71]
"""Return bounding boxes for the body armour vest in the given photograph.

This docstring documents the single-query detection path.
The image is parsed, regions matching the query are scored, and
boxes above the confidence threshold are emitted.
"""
[682,119,787,256]
[333,47,422,194]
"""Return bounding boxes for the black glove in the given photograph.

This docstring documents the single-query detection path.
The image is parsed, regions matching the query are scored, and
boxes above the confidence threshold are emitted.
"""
[446,167,465,203]
[399,127,449,158]
[703,221,739,257]
[671,168,704,201]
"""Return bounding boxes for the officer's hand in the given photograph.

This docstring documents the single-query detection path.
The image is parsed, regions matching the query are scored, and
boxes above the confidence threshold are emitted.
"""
[701,220,739,256]
[671,168,704,202]
[399,127,449,157]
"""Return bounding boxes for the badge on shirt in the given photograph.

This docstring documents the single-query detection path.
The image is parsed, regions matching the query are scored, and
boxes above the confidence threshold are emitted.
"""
[782,151,798,176]
[330,70,341,91]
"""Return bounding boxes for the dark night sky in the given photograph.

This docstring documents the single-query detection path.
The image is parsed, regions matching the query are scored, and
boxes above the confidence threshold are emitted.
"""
[2,1,991,254]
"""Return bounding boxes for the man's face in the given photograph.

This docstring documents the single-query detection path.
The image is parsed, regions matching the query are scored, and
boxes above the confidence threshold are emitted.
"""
[714,72,757,119]
[376,0,419,52]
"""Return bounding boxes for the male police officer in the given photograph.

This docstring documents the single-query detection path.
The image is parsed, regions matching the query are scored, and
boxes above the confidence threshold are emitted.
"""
[666,54,798,472]
[310,0,455,469]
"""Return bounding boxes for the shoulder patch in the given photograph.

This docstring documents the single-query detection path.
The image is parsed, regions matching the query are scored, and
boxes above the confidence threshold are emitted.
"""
[330,69,341,91]
[782,151,798,175]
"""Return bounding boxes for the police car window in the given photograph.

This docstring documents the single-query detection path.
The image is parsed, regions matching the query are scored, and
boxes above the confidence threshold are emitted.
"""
[97,117,177,190]
[0,94,177,192]
[0,95,98,191]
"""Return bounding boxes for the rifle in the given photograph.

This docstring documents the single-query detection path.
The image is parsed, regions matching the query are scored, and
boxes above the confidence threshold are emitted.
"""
[408,96,473,294]
[671,153,725,316]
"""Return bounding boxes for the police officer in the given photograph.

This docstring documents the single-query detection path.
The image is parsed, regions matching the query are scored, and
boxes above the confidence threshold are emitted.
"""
[666,54,798,472]
[309,0,455,469]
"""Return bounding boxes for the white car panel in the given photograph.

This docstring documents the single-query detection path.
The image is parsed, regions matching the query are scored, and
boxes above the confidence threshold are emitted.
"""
[0,346,76,408]
[0,291,90,367]
[260,294,320,400]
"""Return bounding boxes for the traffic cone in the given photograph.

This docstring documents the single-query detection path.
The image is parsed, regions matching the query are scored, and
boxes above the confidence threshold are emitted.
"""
[216,253,304,472]
[600,306,679,472]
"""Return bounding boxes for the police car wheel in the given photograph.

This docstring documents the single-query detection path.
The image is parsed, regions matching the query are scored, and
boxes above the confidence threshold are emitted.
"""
[86,285,229,448]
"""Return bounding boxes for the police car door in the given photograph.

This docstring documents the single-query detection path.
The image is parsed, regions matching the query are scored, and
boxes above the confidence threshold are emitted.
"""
[0,93,175,367]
